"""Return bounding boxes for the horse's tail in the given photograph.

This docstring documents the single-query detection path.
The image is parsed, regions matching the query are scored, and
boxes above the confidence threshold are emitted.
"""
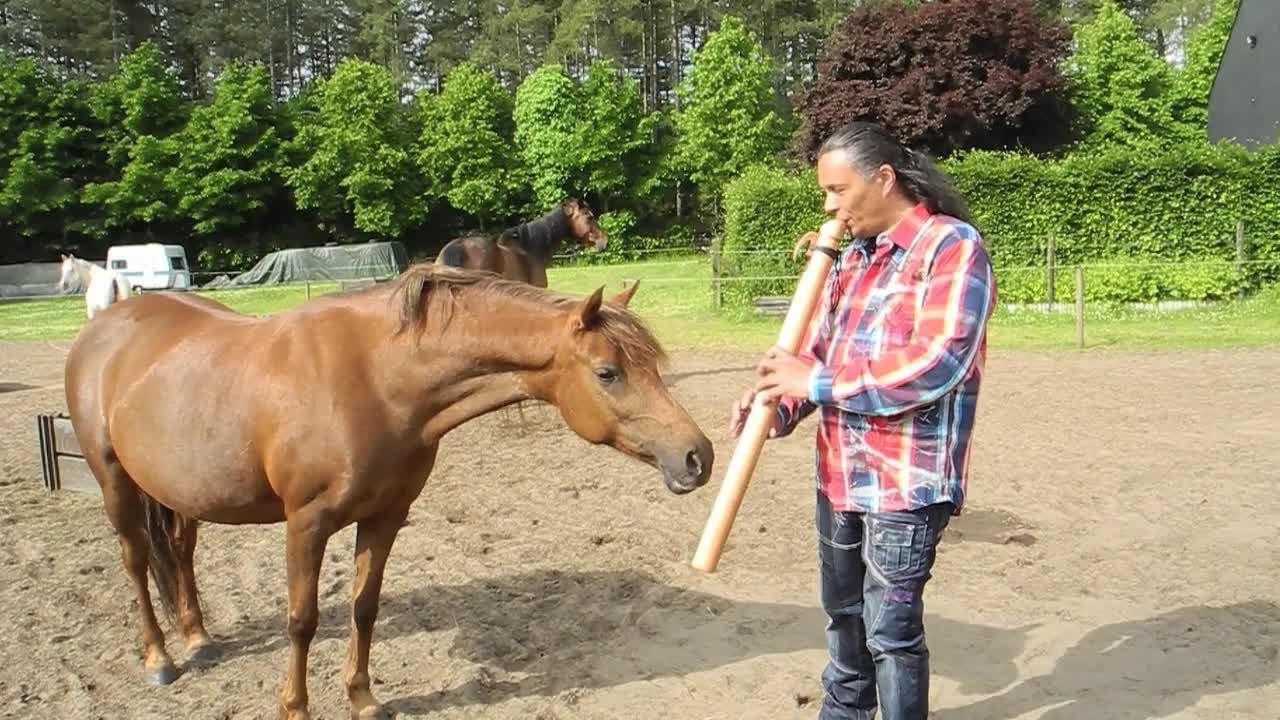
[139,491,183,626]
[112,273,131,302]
[437,240,468,268]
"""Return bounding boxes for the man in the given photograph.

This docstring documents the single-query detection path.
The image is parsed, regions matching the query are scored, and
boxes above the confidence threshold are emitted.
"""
[728,121,996,720]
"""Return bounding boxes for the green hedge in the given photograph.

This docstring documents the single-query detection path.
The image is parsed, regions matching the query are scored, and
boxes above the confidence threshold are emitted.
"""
[720,143,1280,307]
[718,164,826,308]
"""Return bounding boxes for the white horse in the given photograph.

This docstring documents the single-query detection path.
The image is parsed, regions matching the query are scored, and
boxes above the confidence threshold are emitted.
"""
[57,253,131,320]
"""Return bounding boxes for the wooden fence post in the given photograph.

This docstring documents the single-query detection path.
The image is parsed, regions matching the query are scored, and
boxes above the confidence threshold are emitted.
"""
[1046,233,1056,311]
[1074,266,1085,350]
[1236,220,1246,298]
[711,241,722,309]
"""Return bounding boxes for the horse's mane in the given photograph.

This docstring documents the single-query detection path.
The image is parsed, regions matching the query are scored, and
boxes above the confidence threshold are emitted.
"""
[498,203,573,261]
[390,263,666,367]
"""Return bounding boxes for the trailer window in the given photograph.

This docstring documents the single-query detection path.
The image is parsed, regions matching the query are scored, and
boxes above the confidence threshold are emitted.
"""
[169,256,187,270]
[111,260,127,269]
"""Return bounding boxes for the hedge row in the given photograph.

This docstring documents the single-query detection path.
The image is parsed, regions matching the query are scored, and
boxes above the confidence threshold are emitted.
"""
[719,142,1280,306]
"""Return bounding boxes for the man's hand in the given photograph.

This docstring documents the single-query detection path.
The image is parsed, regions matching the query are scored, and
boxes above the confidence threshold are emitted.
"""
[728,388,784,440]
[792,230,820,261]
[792,211,851,260]
[754,347,814,404]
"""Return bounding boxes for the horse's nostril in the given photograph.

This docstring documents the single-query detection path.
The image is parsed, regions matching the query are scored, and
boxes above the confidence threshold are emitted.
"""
[685,449,703,478]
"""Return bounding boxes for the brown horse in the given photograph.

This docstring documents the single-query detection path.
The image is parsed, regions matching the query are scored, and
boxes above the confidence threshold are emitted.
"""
[62,264,711,720]
[435,198,606,287]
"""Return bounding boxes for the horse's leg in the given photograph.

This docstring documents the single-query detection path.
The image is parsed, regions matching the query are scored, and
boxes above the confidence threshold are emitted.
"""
[278,511,332,720]
[99,470,177,684]
[344,505,410,719]
[529,261,548,289]
[169,516,216,662]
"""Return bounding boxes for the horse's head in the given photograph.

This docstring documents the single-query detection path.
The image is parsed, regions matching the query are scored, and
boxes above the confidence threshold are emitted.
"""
[57,254,78,293]
[564,199,607,252]
[543,282,712,494]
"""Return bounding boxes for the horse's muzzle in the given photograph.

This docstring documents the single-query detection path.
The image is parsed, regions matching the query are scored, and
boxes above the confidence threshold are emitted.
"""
[658,437,714,494]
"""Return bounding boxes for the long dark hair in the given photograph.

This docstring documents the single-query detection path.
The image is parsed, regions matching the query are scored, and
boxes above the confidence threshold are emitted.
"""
[817,122,972,225]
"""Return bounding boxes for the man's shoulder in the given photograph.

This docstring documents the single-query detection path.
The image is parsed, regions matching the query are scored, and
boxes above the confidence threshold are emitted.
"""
[911,210,988,278]
[925,214,989,262]
[930,214,983,244]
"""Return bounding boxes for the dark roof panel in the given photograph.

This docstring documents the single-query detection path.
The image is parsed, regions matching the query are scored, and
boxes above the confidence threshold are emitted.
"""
[1207,0,1280,150]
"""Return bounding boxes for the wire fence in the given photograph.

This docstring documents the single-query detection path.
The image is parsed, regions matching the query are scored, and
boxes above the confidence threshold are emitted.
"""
[2,245,1276,311]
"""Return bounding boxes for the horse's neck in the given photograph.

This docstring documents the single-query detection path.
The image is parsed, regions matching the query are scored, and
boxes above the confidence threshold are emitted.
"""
[508,209,568,262]
[384,296,562,441]
[76,262,98,285]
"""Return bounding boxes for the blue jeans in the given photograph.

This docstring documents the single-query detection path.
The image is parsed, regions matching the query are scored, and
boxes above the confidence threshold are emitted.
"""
[815,489,953,720]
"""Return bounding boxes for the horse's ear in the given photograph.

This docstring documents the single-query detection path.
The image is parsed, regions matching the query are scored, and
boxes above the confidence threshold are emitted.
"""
[572,286,605,332]
[610,279,639,307]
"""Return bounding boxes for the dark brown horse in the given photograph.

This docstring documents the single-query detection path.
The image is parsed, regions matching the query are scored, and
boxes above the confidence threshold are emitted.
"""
[62,264,711,720]
[435,198,606,287]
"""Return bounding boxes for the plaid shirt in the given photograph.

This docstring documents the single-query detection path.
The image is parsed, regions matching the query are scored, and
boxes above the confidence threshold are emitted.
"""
[775,203,995,515]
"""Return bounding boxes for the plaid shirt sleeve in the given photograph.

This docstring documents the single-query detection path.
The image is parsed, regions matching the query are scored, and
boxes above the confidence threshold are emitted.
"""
[807,229,995,417]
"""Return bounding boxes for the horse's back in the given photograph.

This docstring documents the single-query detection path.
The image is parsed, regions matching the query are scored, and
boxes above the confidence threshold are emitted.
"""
[437,235,491,268]
[436,238,472,268]
[436,234,547,285]
[66,293,249,411]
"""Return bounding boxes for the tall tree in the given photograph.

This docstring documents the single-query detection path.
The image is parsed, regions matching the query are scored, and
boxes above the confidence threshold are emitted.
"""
[574,59,658,205]
[351,0,416,91]
[514,63,588,208]
[473,0,555,87]
[415,62,526,228]
[81,42,187,234]
[1151,0,1221,65]
[167,61,288,236]
[1066,0,1181,148]
[284,58,424,239]
[795,0,1076,159]
[0,60,104,258]
[670,15,788,219]
[1167,0,1237,136]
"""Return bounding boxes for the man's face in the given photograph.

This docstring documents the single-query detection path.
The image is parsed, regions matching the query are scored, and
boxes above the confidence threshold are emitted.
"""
[817,149,897,239]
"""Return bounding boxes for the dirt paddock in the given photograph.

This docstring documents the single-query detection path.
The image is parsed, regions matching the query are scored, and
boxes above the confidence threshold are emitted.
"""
[1,339,1277,720]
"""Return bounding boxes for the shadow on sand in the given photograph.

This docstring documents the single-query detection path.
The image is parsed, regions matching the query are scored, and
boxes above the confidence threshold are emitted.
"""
[215,569,1029,715]
[937,601,1280,720]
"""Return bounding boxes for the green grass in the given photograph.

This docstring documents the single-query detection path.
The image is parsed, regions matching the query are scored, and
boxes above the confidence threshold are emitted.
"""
[1,257,1276,353]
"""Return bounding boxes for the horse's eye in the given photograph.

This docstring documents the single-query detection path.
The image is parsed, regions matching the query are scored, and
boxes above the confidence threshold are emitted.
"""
[595,366,619,384]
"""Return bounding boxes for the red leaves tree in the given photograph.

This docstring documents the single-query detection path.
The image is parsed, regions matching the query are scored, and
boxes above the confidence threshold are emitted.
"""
[794,0,1077,160]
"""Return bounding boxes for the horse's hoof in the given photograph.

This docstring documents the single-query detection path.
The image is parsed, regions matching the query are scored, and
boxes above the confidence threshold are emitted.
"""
[353,704,393,720]
[188,642,220,665]
[145,663,179,686]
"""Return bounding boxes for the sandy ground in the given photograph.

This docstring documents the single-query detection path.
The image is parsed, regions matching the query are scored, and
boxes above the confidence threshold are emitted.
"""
[1,338,1278,720]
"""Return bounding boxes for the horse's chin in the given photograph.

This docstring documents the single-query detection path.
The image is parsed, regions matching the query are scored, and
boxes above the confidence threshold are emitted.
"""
[662,472,703,495]
[593,237,608,252]
[612,447,697,494]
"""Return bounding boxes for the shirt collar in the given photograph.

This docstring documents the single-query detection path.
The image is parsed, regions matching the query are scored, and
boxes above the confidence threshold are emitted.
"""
[877,202,933,250]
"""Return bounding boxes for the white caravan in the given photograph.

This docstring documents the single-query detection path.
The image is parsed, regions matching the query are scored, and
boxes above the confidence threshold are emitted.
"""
[105,243,193,292]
